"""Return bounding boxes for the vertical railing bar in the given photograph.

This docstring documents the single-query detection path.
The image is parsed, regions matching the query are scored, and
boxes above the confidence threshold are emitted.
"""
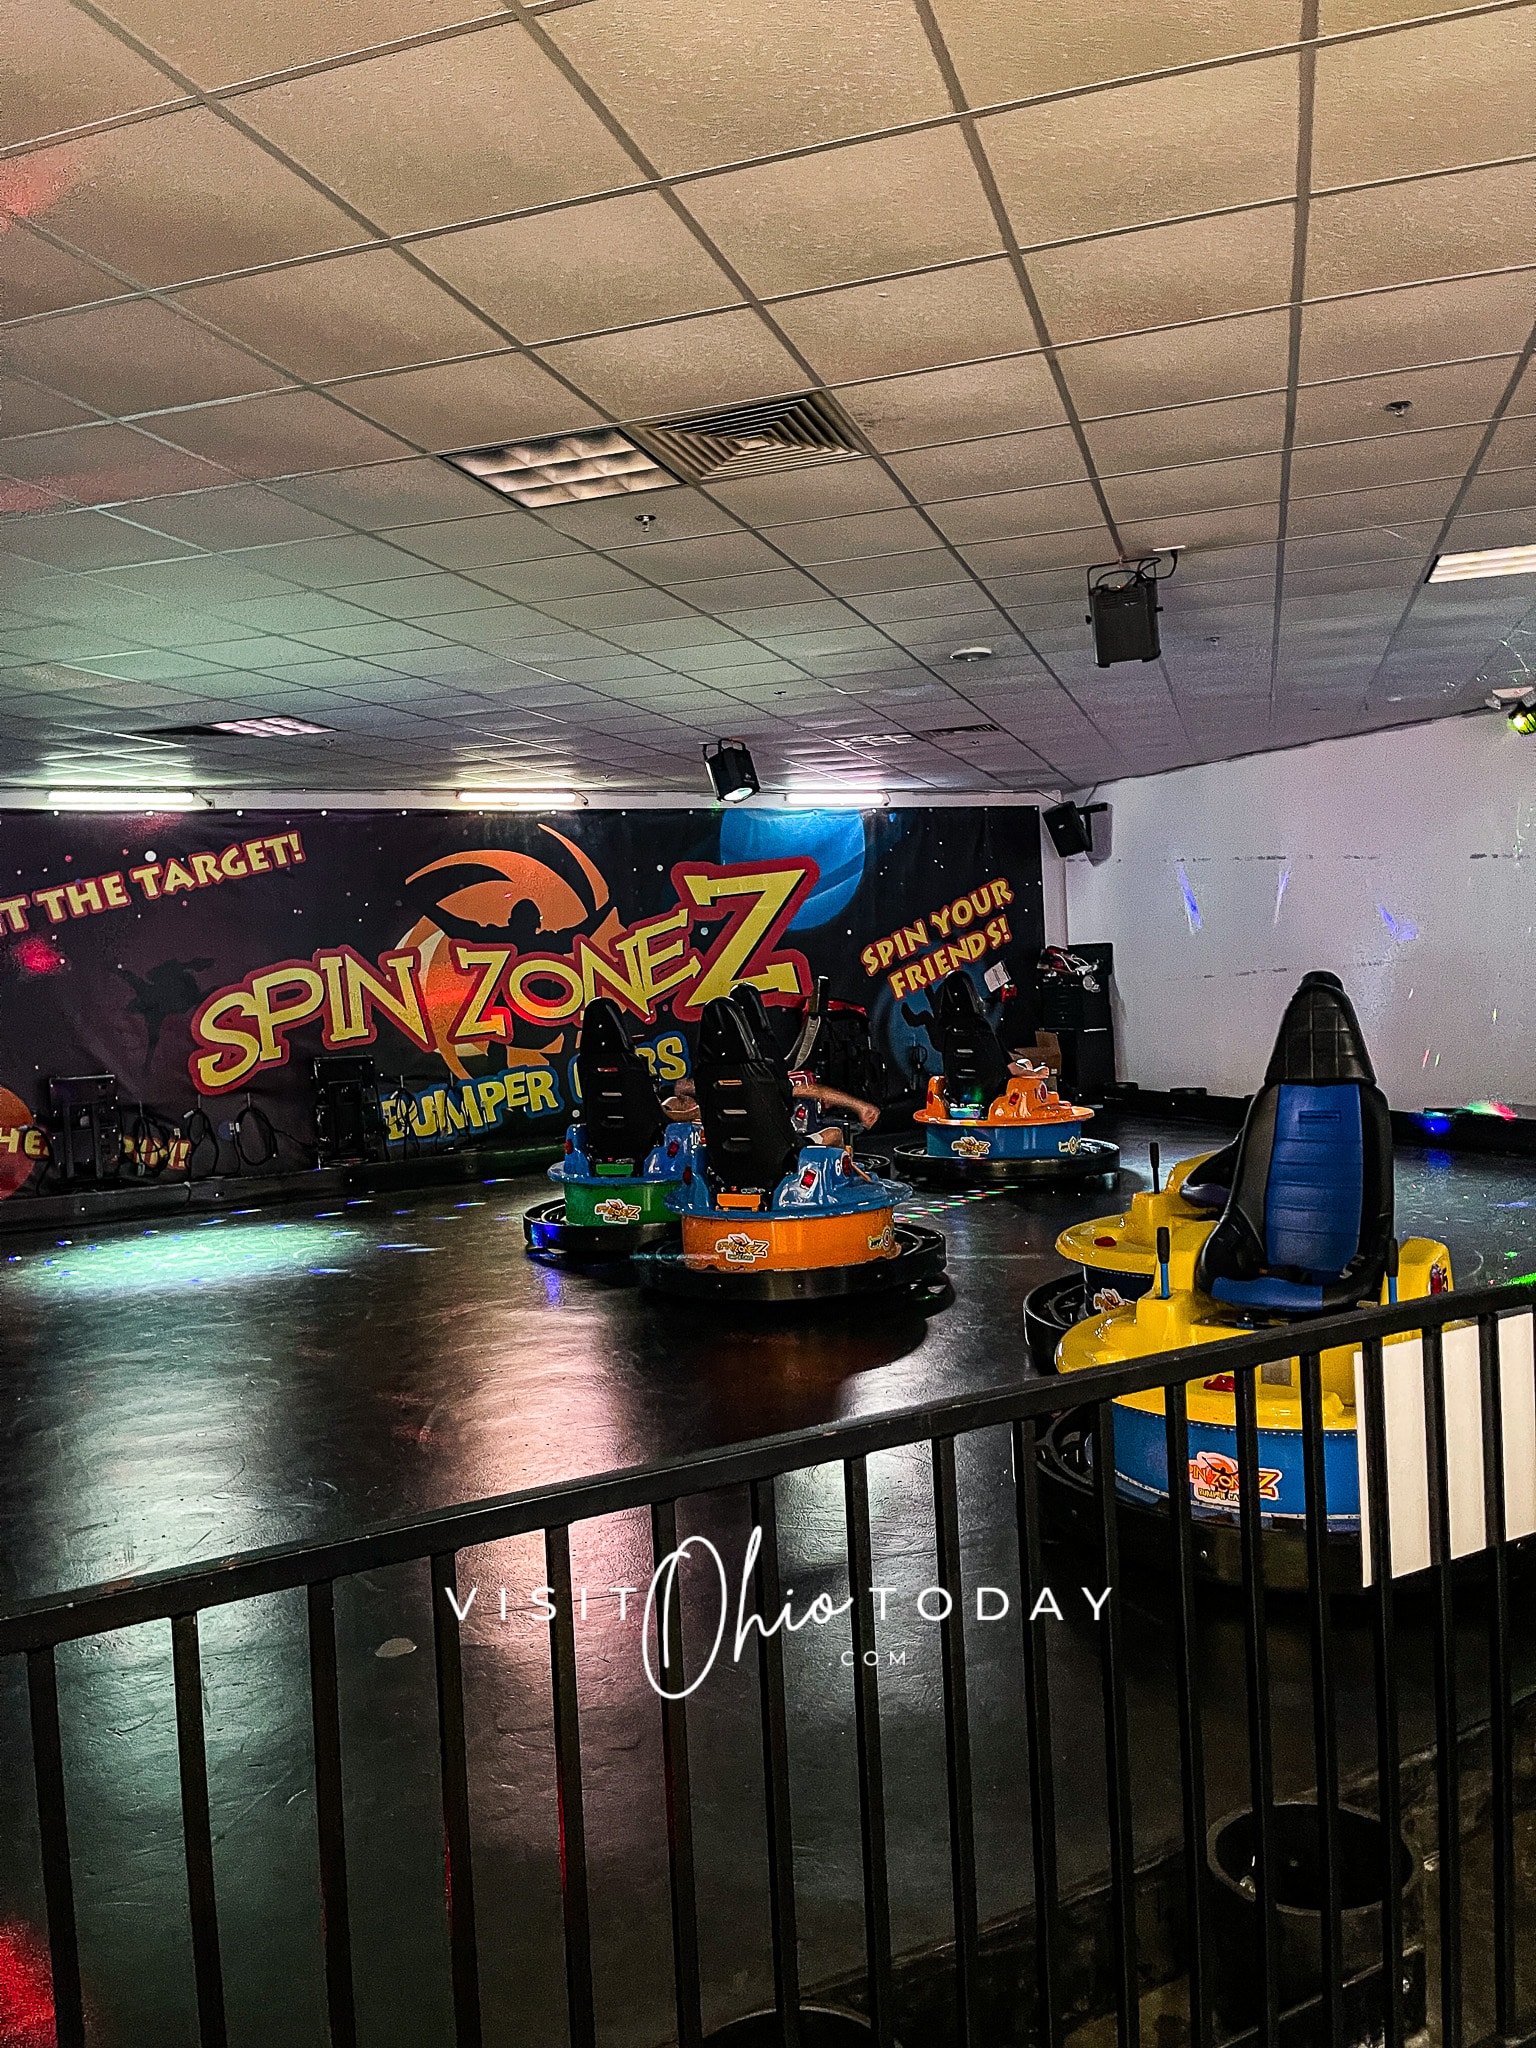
[1420,1325,1462,2048]
[546,1525,596,2048]
[306,1581,357,2048]
[1477,1311,1516,2041]
[431,1550,483,2048]
[1298,1351,1343,2048]
[1162,1382,1209,2048]
[1360,1337,1405,2048]
[26,1645,85,2048]
[750,1477,802,2048]
[934,1434,980,2048]
[1234,1366,1278,2048]
[652,1500,704,2048]
[171,1611,229,2048]
[1013,1416,1061,2048]
[843,1458,895,2048]
[1092,1400,1139,2048]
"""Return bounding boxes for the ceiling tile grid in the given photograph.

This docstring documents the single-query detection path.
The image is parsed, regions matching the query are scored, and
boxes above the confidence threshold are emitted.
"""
[2,0,1534,795]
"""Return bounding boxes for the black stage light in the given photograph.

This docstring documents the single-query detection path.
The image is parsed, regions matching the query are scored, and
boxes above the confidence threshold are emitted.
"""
[1086,554,1176,667]
[704,738,759,803]
[1043,801,1109,858]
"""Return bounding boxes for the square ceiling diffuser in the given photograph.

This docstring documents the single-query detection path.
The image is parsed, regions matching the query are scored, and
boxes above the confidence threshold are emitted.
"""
[631,390,862,484]
[445,428,675,508]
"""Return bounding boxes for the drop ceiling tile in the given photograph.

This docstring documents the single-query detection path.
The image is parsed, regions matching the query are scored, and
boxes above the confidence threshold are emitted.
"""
[465,554,642,602]
[540,307,805,420]
[6,0,185,146]
[213,535,434,591]
[0,376,96,441]
[1282,524,1436,568]
[706,461,908,526]
[174,247,504,385]
[926,480,1105,544]
[1458,463,1536,515]
[326,571,520,619]
[680,127,1002,301]
[1059,311,1291,422]
[0,509,198,569]
[123,484,348,549]
[1028,207,1296,345]
[1441,506,1536,552]
[930,0,1299,104]
[836,355,1066,454]
[422,604,550,647]
[424,191,738,343]
[671,570,840,615]
[98,558,310,603]
[546,0,950,174]
[1104,454,1282,522]
[1312,10,1536,189]
[241,24,640,234]
[1308,164,1536,305]
[3,298,288,417]
[719,599,859,636]
[808,549,962,596]
[762,509,939,565]
[14,111,364,287]
[102,0,499,89]
[960,528,1109,577]
[889,427,1088,502]
[0,424,236,505]
[773,261,1035,385]
[294,620,450,657]
[1293,357,1518,443]
[537,484,739,546]
[981,58,1299,249]
[334,351,598,451]
[385,511,582,568]
[1289,422,1484,496]
[1483,413,1536,470]
[1285,476,1459,533]
[540,590,698,629]
[608,532,784,584]
[1116,502,1281,552]
[1299,272,1536,381]
[1085,393,1289,474]
[854,579,1011,627]
[138,392,411,483]
[275,458,513,528]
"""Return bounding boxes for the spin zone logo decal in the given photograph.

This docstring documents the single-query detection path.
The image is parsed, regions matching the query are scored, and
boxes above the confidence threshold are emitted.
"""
[187,857,819,1094]
[1188,1450,1282,1505]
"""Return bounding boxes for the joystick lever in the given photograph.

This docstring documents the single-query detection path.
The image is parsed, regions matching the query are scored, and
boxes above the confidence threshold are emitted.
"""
[1149,1140,1161,1194]
[1387,1236,1399,1305]
[1156,1225,1171,1300]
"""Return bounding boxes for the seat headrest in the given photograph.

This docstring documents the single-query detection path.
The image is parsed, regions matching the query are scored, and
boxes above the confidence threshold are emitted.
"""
[730,982,781,1062]
[580,996,637,1062]
[935,970,990,1031]
[1264,973,1376,1086]
[697,993,767,1070]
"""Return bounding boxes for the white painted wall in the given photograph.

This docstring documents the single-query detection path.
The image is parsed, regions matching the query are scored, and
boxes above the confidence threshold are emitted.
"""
[1064,715,1536,1110]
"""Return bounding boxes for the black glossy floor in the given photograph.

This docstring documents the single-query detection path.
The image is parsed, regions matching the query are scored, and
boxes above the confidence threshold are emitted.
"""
[0,1116,1530,2047]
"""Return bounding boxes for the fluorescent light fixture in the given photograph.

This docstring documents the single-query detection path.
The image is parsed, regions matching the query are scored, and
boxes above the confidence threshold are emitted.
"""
[1427,544,1536,583]
[209,716,331,737]
[46,789,206,811]
[446,429,674,509]
[782,785,889,810]
[455,788,583,808]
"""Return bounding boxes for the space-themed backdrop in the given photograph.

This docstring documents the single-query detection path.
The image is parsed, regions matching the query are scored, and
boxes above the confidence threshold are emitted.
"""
[0,806,1043,1189]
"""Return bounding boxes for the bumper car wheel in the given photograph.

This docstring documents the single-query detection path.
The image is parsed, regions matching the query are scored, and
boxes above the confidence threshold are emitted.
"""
[1022,1273,1089,1370]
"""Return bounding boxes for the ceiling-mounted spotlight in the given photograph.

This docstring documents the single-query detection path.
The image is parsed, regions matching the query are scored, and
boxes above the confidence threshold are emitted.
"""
[704,739,759,804]
[1086,552,1177,666]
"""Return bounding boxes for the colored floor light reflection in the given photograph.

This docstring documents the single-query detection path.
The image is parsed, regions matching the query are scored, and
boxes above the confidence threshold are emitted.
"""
[1175,862,1202,931]
[0,1923,57,2045]
[15,1222,352,1295]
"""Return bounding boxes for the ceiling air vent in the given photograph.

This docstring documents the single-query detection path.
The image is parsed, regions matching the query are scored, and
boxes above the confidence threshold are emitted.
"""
[631,391,862,485]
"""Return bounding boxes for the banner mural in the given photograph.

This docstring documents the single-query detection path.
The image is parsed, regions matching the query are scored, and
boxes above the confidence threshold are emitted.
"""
[0,806,1043,1196]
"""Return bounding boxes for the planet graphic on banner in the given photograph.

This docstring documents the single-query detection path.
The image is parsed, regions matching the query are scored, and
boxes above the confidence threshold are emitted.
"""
[717,809,867,929]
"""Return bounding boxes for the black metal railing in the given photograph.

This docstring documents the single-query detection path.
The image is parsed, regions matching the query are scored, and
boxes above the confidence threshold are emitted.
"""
[2,1279,1533,2048]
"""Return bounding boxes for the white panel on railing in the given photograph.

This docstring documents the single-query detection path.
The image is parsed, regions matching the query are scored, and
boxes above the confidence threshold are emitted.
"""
[1358,1311,1536,1585]
[1502,1312,1536,1542]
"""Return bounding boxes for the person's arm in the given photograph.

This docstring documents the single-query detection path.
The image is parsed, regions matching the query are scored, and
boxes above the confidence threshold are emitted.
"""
[791,1079,879,1129]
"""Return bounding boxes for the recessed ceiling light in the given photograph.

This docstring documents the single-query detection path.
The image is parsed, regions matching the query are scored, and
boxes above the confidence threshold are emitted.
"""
[1427,544,1536,583]
[445,429,674,509]
[455,788,583,808]
[950,645,993,662]
[1384,399,1413,417]
[210,716,332,737]
[46,789,207,810]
